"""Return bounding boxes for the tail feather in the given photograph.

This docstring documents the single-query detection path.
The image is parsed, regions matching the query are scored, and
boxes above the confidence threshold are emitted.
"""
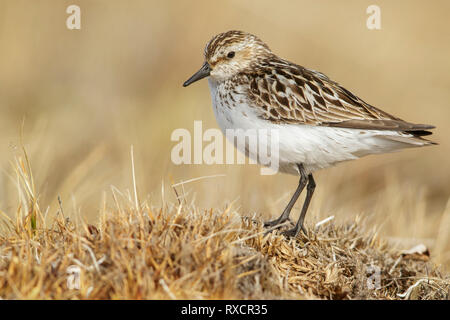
[376,134,437,147]
[407,129,433,137]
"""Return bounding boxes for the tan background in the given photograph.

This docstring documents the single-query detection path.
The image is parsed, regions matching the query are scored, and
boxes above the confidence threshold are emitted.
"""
[0,1,449,266]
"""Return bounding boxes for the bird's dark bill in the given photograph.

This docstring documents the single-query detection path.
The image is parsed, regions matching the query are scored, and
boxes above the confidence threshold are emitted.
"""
[183,62,211,87]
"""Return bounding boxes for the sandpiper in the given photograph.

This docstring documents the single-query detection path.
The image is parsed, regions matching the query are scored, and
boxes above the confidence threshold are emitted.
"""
[183,30,436,237]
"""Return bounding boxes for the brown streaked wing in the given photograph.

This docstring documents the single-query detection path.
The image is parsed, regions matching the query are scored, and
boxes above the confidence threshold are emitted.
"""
[247,59,434,134]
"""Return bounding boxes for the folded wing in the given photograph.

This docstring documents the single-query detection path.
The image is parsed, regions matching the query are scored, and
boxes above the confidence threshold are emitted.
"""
[248,60,435,142]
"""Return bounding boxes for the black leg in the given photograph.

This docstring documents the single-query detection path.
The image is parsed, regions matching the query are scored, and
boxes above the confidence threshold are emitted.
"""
[264,164,308,228]
[282,174,316,238]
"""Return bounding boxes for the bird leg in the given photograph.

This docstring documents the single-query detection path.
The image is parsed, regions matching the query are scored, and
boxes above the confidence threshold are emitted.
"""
[282,173,316,238]
[264,164,308,228]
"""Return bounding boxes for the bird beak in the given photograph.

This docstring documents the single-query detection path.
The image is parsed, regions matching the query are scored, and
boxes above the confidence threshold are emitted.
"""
[183,62,211,87]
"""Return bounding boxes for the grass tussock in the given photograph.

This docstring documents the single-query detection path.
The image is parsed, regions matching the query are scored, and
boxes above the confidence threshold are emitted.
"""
[0,153,448,300]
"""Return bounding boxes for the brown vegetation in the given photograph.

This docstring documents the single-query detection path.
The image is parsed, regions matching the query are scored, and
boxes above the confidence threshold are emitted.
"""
[0,153,448,299]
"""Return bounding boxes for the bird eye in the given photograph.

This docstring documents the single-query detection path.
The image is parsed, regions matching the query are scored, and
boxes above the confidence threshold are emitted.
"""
[227,51,235,59]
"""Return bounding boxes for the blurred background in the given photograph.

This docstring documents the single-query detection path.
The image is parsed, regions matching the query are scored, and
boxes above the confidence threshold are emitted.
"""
[0,1,449,266]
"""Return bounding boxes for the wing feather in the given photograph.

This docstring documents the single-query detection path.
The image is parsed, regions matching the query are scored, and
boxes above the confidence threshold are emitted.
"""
[247,59,435,136]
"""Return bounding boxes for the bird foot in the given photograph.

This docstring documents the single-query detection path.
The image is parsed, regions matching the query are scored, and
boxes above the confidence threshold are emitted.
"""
[281,225,308,238]
[263,218,291,228]
[281,228,298,238]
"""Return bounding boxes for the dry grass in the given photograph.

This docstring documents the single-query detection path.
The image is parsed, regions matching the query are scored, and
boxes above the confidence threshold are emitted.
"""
[0,151,448,300]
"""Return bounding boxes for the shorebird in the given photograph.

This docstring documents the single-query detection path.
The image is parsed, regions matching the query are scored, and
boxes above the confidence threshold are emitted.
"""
[183,30,436,237]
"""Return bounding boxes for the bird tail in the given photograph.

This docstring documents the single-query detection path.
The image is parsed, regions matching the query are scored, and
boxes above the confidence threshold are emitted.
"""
[375,132,437,147]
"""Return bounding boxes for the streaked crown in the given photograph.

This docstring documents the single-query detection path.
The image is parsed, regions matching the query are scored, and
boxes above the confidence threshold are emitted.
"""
[204,30,272,81]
